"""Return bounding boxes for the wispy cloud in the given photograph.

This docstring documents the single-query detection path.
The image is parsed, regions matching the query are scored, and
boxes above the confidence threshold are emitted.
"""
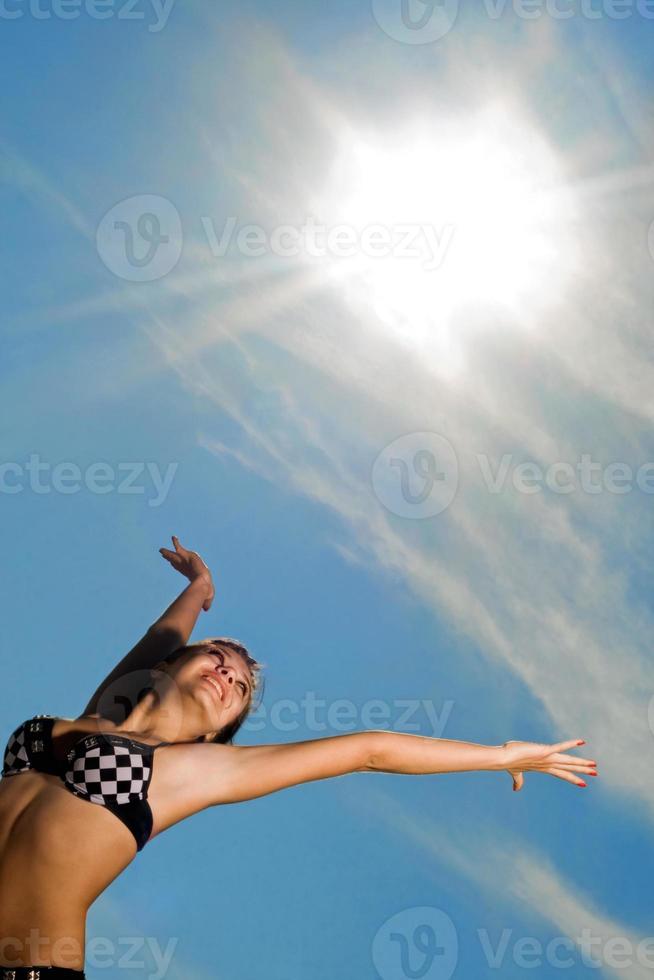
[0,138,94,239]
[132,20,654,816]
[350,784,652,980]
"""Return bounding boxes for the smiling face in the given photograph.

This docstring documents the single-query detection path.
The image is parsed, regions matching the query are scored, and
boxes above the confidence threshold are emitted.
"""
[163,641,256,741]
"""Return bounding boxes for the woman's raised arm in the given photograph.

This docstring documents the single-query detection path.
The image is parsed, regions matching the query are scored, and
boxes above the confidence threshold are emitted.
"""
[81,536,215,717]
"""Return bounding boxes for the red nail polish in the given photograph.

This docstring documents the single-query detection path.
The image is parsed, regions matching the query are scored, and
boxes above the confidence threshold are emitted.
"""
[579,781,587,787]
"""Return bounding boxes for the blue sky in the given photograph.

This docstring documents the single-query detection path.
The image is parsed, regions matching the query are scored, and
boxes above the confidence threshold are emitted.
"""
[2,1,654,978]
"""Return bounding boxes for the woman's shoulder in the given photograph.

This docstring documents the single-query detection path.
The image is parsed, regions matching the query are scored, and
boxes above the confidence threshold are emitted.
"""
[64,715,205,750]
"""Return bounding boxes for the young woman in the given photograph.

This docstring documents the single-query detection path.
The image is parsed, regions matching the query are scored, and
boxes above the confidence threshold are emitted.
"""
[0,536,597,979]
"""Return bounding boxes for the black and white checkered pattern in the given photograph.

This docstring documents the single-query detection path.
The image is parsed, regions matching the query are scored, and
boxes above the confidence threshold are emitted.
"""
[2,723,30,775]
[2,718,162,850]
[64,736,152,806]
[1,716,52,776]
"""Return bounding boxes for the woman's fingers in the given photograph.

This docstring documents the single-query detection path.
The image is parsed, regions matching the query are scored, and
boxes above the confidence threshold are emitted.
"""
[544,765,597,778]
[509,771,524,792]
[161,539,213,597]
[548,767,587,787]
[550,739,586,753]
[546,759,597,772]
[549,752,597,767]
[171,536,208,572]
[159,547,182,565]
[161,537,193,568]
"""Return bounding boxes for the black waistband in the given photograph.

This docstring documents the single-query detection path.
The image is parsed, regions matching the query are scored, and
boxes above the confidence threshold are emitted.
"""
[0,967,85,979]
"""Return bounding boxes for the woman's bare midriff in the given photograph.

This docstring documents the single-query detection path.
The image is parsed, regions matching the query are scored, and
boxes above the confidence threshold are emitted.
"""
[0,717,187,971]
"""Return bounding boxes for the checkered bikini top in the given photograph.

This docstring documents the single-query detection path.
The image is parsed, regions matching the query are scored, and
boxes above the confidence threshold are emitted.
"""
[1,715,171,852]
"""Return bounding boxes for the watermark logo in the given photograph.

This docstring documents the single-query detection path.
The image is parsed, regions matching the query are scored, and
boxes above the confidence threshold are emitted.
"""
[96,207,456,276]
[92,667,455,738]
[96,194,182,281]
[371,0,461,43]
[477,452,654,496]
[371,0,654,42]
[0,0,176,32]
[0,929,178,980]
[91,666,188,730]
[201,215,454,271]
[244,693,454,737]
[485,0,654,20]
[371,432,459,519]
[0,454,178,507]
[372,907,459,980]
[370,912,654,975]
[477,927,654,970]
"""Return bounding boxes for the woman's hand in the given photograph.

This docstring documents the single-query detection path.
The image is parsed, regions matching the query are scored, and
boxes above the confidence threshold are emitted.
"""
[159,535,215,611]
[499,739,597,792]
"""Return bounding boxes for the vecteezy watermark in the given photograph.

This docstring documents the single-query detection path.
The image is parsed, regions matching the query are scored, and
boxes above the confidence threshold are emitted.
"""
[0,0,176,31]
[372,0,461,43]
[201,216,455,272]
[371,434,654,521]
[370,910,654,976]
[477,453,654,496]
[243,693,455,737]
[0,454,178,507]
[89,664,455,739]
[371,432,459,520]
[477,928,654,970]
[371,0,654,44]
[96,195,183,281]
[372,907,459,980]
[483,0,654,19]
[0,930,178,980]
[95,194,456,283]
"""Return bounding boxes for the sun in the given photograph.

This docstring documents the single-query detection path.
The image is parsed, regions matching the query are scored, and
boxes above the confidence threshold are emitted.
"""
[309,102,578,370]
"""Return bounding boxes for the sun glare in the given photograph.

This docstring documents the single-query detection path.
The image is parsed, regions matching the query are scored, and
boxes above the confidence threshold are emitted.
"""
[310,103,577,372]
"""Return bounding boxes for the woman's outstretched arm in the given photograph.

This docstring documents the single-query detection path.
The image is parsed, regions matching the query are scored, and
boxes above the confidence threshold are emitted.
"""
[365,732,596,791]
[81,536,214,716]
[159,731,597,817]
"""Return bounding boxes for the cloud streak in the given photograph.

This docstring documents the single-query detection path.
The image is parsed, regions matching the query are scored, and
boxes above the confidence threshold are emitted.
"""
[135,19,654,815]
[349,784,653,980]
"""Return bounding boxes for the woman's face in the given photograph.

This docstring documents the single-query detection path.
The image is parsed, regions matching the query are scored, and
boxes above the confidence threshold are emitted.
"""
[166,642,254,738]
